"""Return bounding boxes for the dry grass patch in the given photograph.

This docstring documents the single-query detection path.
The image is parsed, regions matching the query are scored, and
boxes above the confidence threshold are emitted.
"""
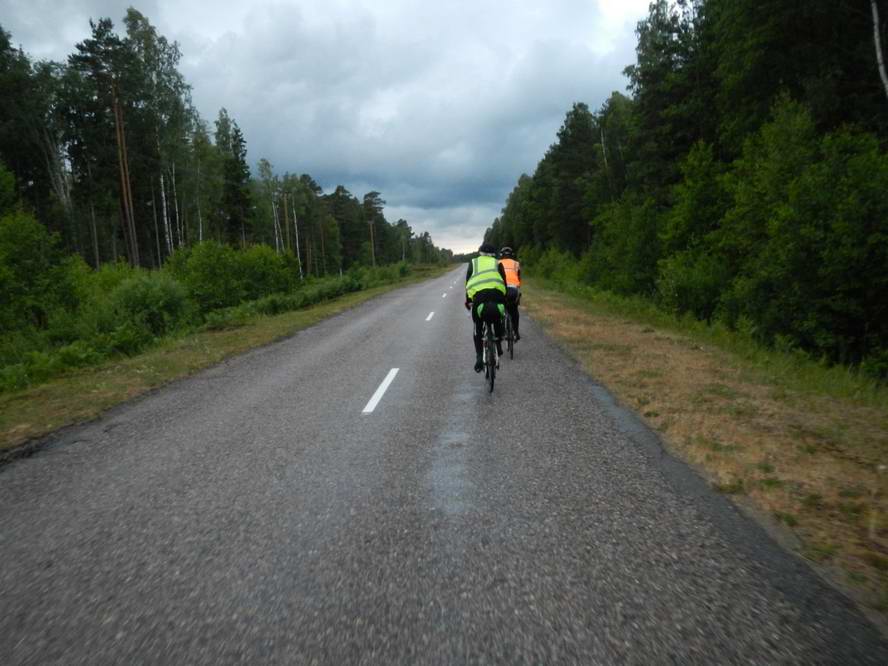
[524,281,888,613]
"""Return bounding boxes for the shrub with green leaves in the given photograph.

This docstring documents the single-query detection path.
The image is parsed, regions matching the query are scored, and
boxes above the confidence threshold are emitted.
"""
[719,99,888,363]
[0,210,76,332]
[177,241,245,313]
[238,244,293,300]
[657,249,730,322]
[109,272,191,338]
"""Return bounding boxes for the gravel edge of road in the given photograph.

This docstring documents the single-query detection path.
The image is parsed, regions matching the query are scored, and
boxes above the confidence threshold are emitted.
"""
[535,321,888,643]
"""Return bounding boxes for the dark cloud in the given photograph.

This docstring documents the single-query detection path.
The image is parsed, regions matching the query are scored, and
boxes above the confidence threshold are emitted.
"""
[2,0,650,252]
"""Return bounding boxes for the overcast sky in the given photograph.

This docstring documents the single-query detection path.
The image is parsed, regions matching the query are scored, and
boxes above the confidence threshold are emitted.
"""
[4,0,649,252]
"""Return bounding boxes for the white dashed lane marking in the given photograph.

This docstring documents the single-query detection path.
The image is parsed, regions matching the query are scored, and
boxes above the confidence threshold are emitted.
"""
[362,369,399,414]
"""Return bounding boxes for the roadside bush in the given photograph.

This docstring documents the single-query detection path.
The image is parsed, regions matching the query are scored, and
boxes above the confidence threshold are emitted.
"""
[341,271,363,293]
[860,350,888,383]
[203,307,252,331]
[720,100,888,363]
[0,210,76,331]
[363,264,398,287]
[107,320,153,356]
[518,245,542,268]
[253,292,306,316]
[55,340,104,368]
[0,362,29,392]
[0,328,45,367]
[657,249,730,321]
[0,247,413,391]
[589,196,661,296]
[178,241,245,313]
[163,245,192,281]
[534,247,573,281]
[109,272,191,338]
[239,244,292,300]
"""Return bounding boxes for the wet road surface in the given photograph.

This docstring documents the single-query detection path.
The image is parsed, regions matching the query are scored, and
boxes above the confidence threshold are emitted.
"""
[2,268,886,663]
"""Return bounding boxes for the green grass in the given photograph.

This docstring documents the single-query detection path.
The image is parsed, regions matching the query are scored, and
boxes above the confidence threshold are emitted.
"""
[862,552,888,572]
[703,383,742,399]
[803,542,838,562]
[838,502,866,523]
[532,277,888,410]
[774,511,799,527]
[847,570,868,585]
[696,436,740,454]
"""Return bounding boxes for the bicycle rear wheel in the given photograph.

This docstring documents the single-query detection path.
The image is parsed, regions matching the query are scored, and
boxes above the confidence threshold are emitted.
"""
[485,323,496,392]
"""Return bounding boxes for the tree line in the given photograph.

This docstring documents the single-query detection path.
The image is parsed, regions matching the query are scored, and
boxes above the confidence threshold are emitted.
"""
[485,0,888,378]
[0,8,451,273]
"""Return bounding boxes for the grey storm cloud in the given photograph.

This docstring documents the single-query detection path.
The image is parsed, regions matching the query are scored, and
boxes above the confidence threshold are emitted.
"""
[2,0,651,252]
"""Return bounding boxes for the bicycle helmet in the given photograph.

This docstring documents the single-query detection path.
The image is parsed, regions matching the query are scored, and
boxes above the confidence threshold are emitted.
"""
[500,246,514,259]
[478,242,497,255]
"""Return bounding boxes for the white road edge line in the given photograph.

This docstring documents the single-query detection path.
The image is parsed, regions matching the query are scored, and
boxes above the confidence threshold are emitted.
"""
[362,368,399,414]
[426,312,435,321]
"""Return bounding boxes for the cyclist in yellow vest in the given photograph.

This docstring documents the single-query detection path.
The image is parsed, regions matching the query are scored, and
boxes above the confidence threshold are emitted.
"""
[464,242,508,372]
[498,246,522,341]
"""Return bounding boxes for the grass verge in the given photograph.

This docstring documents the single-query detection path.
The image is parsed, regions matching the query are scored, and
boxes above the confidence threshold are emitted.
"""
[0,266,448,455]
[523,278,888,615]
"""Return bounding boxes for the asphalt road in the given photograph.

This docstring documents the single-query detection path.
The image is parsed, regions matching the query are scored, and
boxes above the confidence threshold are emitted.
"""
[2,267,887,664]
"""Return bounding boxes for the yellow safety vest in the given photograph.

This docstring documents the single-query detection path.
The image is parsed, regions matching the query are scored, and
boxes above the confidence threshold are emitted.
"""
[466,255,506,299]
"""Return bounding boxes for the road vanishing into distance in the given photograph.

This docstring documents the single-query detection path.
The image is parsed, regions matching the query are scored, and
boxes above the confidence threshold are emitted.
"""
[2,268,887,664]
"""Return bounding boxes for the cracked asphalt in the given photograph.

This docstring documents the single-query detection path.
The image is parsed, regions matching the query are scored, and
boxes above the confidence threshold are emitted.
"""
[1,267,886,664]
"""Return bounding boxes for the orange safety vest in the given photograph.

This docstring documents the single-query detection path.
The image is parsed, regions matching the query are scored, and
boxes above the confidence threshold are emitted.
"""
[499,258,521,287]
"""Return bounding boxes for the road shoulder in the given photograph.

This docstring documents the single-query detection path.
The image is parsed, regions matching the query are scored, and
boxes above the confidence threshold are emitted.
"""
[522,279,888,632]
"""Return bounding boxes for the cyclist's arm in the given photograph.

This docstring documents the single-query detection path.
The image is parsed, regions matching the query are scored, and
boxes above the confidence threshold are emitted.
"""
[465,261,473,307]
[498,263,507,282]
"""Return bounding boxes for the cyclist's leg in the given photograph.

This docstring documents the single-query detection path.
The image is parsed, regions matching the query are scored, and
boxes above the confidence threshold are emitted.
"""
[471,302,484,371]
[513,288,520,338]
[491,302,505,355]
[506,287,519,338]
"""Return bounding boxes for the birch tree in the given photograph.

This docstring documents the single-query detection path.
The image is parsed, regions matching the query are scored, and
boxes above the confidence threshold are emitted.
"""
[873,0,888,101]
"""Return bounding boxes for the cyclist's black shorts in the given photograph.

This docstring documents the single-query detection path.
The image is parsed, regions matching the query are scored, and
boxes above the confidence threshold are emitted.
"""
[471,288,506,323]
[506,286,521,304]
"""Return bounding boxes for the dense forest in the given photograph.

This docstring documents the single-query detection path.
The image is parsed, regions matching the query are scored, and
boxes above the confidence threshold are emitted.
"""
[0,8,451,270]
[485,0,888,378]
[0,9,451,391]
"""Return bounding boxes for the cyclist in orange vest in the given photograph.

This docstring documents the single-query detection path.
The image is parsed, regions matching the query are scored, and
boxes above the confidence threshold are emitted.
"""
[498,247,522,341]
